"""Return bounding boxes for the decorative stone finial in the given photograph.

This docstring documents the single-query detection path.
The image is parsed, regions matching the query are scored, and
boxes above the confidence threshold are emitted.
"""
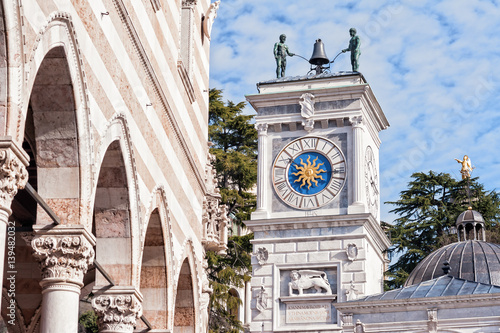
[442,259,451,275]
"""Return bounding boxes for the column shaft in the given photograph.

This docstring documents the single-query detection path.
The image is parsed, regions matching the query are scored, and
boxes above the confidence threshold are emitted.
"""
[40,283,81,332]
[255,123,268,213]
[350,116,364,207]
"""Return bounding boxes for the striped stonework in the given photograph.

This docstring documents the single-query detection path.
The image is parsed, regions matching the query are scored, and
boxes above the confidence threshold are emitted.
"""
[0,0,219,332]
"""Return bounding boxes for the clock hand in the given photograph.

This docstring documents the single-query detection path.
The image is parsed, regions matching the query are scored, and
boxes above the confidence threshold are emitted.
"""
[370,179,379,195]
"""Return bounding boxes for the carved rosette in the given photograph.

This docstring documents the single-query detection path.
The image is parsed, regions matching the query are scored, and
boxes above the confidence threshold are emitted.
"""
[0,146,28,210]
[32,226,95,287]
[92,294,143,332]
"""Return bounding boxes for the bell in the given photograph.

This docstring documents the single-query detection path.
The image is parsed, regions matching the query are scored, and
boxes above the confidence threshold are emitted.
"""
[309,39,329,66]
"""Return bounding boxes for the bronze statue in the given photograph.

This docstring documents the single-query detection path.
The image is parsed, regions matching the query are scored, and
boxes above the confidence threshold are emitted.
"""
[342,28,361,72]
[455,155,474,179]
[274,34,294,78]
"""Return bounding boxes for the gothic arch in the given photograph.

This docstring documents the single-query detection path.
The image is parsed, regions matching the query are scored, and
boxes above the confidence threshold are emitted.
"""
[136,186,175,329]
[91,114,141,286]
[173,239,201,332]
[20,11,93,226]
[1,0,24,137]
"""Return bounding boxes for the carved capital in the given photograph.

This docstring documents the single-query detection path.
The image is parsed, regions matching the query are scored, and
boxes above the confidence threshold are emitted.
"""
[0,138,29,211]
[92,287,143,333]
[342,313,353,327]
[349,115,364,128]
[32,225,95,287]
[255,123,268,136]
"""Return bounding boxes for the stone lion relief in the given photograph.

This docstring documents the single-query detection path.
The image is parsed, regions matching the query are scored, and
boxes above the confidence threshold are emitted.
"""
[288,270,332,296]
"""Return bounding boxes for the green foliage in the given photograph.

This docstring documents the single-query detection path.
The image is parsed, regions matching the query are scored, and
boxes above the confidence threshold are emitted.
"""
[385,171,500,289]
[79,310,98,333]
[209,88,258,225]
[207,234,253,333]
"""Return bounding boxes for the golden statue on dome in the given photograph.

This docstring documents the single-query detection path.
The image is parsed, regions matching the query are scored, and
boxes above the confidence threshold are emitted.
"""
[455,155,474,179]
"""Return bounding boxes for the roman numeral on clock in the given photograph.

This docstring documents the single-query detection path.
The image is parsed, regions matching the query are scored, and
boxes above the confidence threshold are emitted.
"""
[301,137,317,149]
[328,179,343,194]
[301,197,318,209]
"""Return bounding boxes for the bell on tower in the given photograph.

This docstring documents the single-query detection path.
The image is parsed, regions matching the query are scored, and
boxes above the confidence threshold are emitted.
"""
[456,207,486,242]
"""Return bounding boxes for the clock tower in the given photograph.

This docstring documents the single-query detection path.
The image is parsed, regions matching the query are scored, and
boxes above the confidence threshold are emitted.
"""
[246,73,390,332]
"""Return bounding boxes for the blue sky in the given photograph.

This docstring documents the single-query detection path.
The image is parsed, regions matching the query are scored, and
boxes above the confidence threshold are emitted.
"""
[209,0,500,223]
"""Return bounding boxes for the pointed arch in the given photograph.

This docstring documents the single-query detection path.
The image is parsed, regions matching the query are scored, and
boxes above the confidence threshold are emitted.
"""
[19,11,93,226]
[92,114,141,286]
[136,186,175,329]
[173,239,201,332]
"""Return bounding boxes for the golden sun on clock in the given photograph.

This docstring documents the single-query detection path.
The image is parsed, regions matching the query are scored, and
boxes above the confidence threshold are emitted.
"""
[272,136,346,210]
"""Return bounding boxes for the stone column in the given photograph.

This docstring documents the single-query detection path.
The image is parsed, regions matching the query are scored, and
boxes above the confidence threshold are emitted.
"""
[254,123,268,217]
[349,116,365,212]
[0,138,28,309]
[245,280,251,325]
[92,286,143,333]
[32,224,95,333]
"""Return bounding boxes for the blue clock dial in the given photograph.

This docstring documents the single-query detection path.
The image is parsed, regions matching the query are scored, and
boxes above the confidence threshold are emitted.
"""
[288,152,332,195]
[272,136,346,210]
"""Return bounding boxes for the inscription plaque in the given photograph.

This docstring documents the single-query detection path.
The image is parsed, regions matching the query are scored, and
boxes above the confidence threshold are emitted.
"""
[285,302,331,324]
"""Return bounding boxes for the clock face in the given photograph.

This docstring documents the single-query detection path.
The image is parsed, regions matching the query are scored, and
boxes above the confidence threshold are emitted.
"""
[272,136,346,210]
[364,146,379,216]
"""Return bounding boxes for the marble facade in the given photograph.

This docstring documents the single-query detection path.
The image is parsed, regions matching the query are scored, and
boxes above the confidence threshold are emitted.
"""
[0,0,225,332]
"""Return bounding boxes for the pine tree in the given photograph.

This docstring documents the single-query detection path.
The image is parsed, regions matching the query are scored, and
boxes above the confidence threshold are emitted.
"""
[207,234,253,333]
[207,89,256,331]
[209,88,257,225]
[385,171,500,289]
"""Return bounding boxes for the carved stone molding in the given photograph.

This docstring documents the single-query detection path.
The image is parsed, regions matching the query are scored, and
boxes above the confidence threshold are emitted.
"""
[202,195,229,252]
[354,319,366,333]
[299,93,315,119]
[345,280,361,301]
[92,286,143,333]
[342,313,353,326]
[202,0,220,39]
[256,247,268,266]
[427,308,438,333]
[32,225,95,288]
[204,148,219,196]
[0,137,29,211]
[302,118,315,132]
[182,0,197,7]
[346,243,358,261]
[256,285,268,312]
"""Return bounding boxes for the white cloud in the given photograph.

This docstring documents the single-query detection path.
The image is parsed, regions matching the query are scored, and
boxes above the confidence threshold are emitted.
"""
[209,0,500,222]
